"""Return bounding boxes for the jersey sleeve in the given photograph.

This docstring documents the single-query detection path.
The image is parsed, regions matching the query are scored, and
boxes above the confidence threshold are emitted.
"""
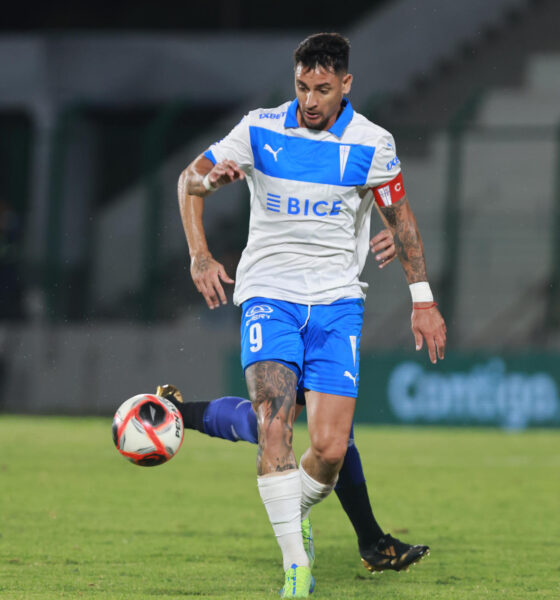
[203,115,253,170]
[365,133,407,207]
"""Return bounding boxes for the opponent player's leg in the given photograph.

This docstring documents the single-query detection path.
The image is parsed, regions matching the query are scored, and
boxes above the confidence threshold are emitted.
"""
[335,424,384,548]
[155,388,307,445]
[336,426,429,572]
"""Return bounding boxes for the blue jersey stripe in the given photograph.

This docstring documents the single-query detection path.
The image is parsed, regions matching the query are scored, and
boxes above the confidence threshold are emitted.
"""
[249,126,375,187]
[204,149,217,164]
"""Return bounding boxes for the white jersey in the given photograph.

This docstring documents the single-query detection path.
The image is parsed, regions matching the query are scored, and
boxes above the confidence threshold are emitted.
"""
[204,98,403,306]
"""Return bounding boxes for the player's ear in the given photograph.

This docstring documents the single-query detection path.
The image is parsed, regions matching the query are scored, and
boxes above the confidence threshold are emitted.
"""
[341,73,353,95]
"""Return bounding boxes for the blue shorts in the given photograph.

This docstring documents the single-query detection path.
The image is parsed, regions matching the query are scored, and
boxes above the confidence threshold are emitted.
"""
[240,297,364,398]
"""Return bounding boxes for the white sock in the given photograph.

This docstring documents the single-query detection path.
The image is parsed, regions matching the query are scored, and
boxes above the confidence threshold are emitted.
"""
[299,462,336,521]
[257,470,309,571]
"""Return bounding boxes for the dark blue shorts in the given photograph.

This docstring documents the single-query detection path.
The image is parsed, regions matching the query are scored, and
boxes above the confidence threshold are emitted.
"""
[240,297,364,398]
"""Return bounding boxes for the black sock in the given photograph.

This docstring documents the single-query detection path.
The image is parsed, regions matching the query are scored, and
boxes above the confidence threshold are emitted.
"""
[335,481,385,551]
[168,399,209,434]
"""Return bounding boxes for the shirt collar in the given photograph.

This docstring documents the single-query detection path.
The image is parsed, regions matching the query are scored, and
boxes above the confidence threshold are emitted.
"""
[284,97,354,137]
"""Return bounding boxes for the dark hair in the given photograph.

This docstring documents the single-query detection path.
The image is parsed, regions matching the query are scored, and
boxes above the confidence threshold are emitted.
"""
[294,33,350,74]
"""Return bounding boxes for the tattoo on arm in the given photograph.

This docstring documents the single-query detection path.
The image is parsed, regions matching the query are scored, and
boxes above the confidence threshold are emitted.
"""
[187,179,212,198]
[192,254,211,275]
[380,198,428,283]
[246,361,297,475]
[381,205,398,228]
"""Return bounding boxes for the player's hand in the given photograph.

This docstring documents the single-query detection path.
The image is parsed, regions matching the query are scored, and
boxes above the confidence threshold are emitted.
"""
[190,253,234,310]
[370,228,396,268]
[206,160,245,189]
[411,303,446,364]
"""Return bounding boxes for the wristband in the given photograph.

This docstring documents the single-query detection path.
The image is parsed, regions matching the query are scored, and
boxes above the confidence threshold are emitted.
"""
[202,173,218,192]
[409,281,433,303]
[413,302,437,310]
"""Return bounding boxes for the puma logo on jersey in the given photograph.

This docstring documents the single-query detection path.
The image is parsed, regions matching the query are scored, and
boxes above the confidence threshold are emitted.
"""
[264,144,283,161]
[344,371,358,386]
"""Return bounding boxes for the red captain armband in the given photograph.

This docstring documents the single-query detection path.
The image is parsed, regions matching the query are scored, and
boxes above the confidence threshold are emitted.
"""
[371,172,406,207]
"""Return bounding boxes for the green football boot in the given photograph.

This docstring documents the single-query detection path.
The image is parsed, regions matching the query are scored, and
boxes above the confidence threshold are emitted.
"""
[280,564,314,598]
[301,518,315,569]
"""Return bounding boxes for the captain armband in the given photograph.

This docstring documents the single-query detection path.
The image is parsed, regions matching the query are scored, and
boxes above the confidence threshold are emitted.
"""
[371,172,406,207]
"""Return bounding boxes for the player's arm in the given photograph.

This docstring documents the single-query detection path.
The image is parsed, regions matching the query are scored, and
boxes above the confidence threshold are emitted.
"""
[378,195,446,363]
[183,153,245,197]
[179,114,252,308]
[178,155,237,309]
[370,207,396,268]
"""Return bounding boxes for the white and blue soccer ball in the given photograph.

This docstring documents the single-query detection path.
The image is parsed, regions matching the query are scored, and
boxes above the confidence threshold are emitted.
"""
[112,394,184,466]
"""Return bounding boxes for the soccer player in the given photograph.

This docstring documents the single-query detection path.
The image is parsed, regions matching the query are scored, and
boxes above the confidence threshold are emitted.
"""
[158,230,430,575]
[178,33,446,597]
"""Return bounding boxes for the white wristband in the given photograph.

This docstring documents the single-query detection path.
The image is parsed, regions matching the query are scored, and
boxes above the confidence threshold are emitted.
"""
[409,282,433,303]
[202,173,218,192]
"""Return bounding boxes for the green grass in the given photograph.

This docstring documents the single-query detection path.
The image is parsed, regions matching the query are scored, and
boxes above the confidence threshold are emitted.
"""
[0,416,559,599]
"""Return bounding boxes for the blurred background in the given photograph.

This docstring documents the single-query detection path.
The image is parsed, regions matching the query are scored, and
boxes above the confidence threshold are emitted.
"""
[1,0,559,429]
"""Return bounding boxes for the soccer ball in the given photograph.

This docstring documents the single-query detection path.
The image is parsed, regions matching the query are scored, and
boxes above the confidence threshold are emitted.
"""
[112,394,184,466]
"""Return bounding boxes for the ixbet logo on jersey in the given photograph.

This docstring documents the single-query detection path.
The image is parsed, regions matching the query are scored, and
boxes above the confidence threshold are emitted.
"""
[266,193,342,217]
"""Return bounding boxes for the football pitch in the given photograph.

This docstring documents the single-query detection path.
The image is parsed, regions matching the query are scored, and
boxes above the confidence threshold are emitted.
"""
[0,416,558,599]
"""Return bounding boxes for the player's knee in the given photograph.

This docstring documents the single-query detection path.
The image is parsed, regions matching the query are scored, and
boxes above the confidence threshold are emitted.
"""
[310,436,347,467]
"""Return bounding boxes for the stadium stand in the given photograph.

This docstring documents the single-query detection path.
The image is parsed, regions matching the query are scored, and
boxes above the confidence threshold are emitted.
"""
[455,53,560,348]
[365,50,560,349]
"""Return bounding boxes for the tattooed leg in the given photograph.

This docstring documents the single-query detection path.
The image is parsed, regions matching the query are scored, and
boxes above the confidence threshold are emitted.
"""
[249,361,309,570]
[245,361,298,476]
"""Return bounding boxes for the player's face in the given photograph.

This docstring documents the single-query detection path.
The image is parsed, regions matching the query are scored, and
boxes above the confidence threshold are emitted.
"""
[294,64,353,131]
